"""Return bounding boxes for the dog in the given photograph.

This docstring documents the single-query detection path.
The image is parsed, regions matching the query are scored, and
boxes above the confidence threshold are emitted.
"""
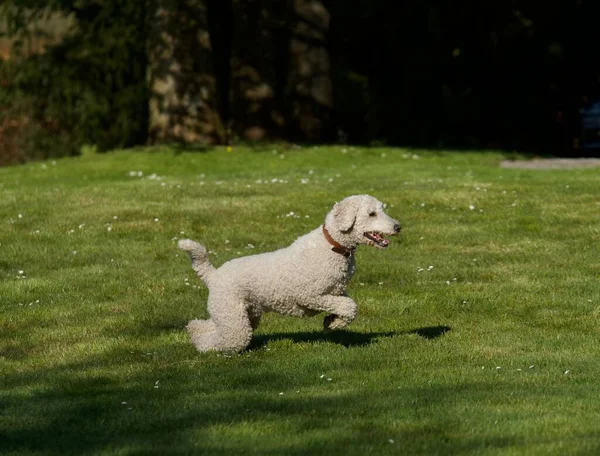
[178,194,400,352]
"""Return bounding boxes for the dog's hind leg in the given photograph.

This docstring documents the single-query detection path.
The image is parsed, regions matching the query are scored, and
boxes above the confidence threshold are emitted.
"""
[187,297,254,353]
[186,318,219,352]
[209,304,254,352]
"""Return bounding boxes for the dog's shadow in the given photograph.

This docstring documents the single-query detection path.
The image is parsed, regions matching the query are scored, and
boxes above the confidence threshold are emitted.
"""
[250,325,451,350]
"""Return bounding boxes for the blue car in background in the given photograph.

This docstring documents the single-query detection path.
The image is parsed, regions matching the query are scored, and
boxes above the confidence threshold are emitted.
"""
[580,99,600,150]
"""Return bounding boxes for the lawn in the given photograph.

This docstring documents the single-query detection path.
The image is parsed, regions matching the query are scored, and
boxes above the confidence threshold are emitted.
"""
[1,146,599,455]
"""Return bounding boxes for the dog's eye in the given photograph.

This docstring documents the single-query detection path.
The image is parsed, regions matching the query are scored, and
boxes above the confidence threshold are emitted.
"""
[369,212,376,217]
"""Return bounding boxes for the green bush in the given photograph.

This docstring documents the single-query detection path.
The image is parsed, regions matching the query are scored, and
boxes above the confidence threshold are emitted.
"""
[0,1,148,164]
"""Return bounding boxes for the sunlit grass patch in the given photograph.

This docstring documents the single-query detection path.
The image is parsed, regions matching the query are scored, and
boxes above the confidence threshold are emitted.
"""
[1,146,599,455]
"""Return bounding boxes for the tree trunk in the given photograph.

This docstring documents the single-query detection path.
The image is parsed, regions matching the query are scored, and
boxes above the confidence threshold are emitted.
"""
[229,0,288,141]
[287,0,333,141]
[147,0,224,144]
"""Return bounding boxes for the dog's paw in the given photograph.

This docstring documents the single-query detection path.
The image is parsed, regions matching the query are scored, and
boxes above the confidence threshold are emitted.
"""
[323,314,339,333]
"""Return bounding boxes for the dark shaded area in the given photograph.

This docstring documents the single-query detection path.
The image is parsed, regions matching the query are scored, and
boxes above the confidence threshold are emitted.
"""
[2,0,600,162]
[207,0,234,129]
[325,0,600,156]
[2,336,598,455]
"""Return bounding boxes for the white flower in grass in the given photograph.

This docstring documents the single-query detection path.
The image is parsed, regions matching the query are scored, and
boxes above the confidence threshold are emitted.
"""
[247,244,255,249]
[18,270,24,275]
[154,218,159,222]
[469,205,476,210]
[107,226,112,232]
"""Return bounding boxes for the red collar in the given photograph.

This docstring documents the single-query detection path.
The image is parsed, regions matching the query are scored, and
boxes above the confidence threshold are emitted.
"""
[322,225,355,258]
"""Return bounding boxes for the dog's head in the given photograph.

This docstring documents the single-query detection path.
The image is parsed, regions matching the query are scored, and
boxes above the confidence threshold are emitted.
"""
[324,195,401,249]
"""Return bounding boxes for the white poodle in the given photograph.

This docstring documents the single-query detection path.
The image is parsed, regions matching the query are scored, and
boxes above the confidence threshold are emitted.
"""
[178,194,401,352]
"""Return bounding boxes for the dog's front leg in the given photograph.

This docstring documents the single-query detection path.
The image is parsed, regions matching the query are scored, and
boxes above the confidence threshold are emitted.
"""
[310,295,358,332]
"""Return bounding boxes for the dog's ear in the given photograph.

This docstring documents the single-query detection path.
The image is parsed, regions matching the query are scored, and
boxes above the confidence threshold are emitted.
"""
[333,200,357,232]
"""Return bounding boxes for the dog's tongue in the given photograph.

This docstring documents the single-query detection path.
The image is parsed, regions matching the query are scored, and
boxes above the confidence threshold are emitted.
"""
[377,236,390,247]
[369,232,389,246]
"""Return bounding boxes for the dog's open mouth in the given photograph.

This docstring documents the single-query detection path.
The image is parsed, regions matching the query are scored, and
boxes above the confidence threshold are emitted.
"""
[364,232,391,248]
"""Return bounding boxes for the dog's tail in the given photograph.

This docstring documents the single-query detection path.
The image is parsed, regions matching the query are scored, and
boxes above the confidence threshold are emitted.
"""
[177,239,215,284]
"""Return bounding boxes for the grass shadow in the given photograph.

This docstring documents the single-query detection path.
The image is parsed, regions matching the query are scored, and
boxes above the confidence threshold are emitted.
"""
[249,330,397,349]
[250,325,451,350]
[404,325,452,340]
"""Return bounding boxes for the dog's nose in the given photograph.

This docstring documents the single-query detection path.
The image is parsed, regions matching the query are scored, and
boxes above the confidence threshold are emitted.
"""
[393,223,401,233]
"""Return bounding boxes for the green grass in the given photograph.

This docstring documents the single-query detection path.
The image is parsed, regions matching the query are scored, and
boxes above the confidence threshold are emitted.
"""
[1,146,599,455]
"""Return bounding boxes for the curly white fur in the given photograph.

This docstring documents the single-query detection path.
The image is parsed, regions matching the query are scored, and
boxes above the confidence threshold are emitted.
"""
[178,194,401,353]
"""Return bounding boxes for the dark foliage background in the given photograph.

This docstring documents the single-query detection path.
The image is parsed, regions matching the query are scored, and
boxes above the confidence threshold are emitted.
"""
[1,0,600,165]
[0,1,148,164]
